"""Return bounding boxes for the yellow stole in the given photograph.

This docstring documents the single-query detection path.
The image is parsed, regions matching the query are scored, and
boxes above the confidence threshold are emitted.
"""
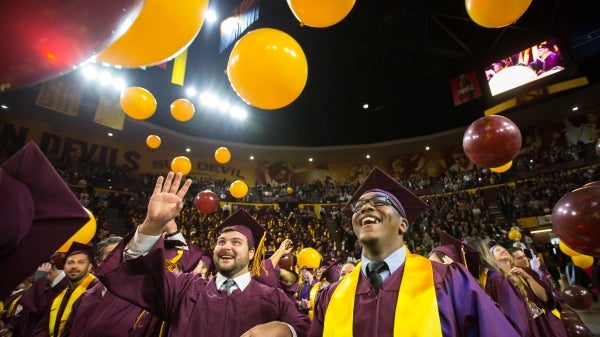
[323,253,442,337]
[49,273,96,337]
[309,281,323,320]
[6,294,23,317]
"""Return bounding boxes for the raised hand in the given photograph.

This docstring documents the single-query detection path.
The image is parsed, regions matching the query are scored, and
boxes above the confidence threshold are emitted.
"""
[139,172,192,236]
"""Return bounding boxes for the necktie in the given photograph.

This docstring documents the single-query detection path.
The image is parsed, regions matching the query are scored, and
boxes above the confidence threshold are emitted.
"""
[367,261,388,294]
[222,279,236,296]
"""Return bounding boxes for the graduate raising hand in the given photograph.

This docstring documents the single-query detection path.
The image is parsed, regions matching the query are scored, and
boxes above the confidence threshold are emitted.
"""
[140,172,193,236]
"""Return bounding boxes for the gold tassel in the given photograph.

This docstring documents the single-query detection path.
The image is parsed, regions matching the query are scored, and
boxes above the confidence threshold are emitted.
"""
[460,245,468,269]
[250,232,267,277]
[164,249,184,271]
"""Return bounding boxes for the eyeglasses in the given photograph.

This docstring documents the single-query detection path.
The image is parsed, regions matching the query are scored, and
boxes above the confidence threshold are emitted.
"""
[350,195,402,215]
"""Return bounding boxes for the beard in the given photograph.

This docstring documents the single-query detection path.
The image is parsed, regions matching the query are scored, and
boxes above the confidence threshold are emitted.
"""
[216,256,250,278]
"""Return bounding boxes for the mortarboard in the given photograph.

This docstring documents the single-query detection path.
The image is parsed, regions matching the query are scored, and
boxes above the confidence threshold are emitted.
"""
[433,231,480,279]
[321,259,342,283]
[64,241,96,268]
[198,248,215,275]
[0,141,90,299]
[214,208,268,276]
[341,167,428,223]
[163,239,204,273]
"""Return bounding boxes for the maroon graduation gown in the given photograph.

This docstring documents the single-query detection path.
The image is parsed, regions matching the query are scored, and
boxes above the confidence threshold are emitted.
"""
[485,269,537,337]
[309,261,521,337]
[95,238,311,337]
[61,281,162,337]
[4,276,68,337]
[253,258,298,301]
[30,277,100,337]
[521,268,568,337]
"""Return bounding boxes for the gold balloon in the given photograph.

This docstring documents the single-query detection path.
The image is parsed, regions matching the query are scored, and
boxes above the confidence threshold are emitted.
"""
[465,0,532,28]
[559,240,582,257]
[297,247,322,269]
[96,0,210,67]
[571,255,594,269]
[146,135,161,149]
[287,0,356,28]
[230,180,249,199]
[227,28,308,110]
[214,147,231,164]
[57,208,97,252]
[490,161,512,173]
[286,187,294,195]
[171,156,192,175]
[508,229,522,240]
[120,87,157,120]
[170,98,195,122]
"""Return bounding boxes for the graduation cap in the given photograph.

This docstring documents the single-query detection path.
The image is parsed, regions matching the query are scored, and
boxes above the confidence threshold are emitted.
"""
[321,259,342,283]
[198,249,215,276]
[214,208,268,276]
[341,167,428,223]
[64,241,96,268]
[432,231,480,279]
[163,239,203,273]
[0,141,90,299]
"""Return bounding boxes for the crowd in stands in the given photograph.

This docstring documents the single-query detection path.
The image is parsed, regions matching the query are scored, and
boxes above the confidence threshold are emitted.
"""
[1,138,599,292]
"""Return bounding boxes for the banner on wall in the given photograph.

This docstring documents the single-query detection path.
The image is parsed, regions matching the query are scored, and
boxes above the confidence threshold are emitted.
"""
[2,110,596,186]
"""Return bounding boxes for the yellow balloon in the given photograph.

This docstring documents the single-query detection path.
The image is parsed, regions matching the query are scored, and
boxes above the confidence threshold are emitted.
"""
[120,87,157,120]
[508,229,522,241]
[170,98,195,122]
[490,161,512,173]
[227,28,308,110]
[287,0,356,28]
[465,0,532,28]
[297,247,322,269]
[559,240,582,257]
[96,0,210,67]
[214,147,231,164]
[230,180,249,199]
[571,255,594,269]
[171,156,192,175]
[146,135,161,149]
[57,208,97,252]
[286,187,294,195]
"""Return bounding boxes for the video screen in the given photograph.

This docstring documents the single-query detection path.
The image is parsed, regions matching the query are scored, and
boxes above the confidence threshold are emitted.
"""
[484,38,566,96]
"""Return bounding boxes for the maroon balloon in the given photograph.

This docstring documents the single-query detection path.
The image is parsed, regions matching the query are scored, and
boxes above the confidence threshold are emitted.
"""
[562,285,594,310]
[562,316,593,337]
[462,115,522,168]
[278,252,295,270]
[582,181,600,188]
[194,190,219,214]
[552,186,600,256]
[0,0,145,91]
